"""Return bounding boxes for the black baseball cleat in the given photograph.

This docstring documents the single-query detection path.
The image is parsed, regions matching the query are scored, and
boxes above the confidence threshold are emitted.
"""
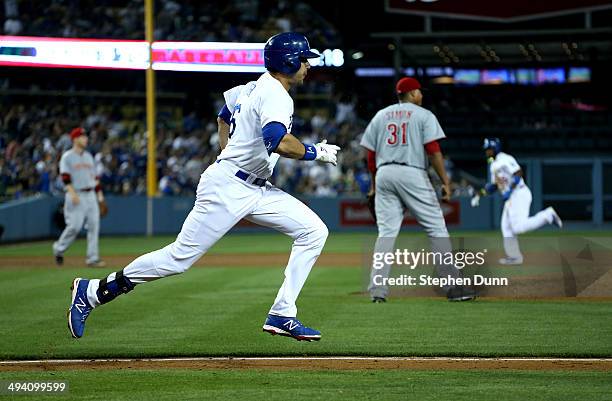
[55,254,64,266]
[372,297,387,303]
[447,286,477,302]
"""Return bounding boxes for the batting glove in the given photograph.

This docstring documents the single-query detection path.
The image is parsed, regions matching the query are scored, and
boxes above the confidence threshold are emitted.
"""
[470,194,480,207]
[502,189,513,201]
[314,140,341,166]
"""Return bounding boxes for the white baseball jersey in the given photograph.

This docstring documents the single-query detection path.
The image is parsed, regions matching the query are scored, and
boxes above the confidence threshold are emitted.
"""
[489,152,524,192]
[217,72,291,178]
[360,102,445,169]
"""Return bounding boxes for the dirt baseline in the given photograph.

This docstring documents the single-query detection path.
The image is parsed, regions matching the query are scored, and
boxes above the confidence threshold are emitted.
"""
[1,357,611,372]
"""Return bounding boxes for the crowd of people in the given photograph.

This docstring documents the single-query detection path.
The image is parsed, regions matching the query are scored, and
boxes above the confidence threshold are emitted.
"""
[7,77,612,202]
[2,0,339,47]
[0,0,351,202]
[5,83,607,202]
[0,95,375,202]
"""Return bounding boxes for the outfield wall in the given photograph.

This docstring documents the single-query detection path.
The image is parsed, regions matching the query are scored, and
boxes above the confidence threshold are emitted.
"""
[3,154,611,243]
[0,194,499,242]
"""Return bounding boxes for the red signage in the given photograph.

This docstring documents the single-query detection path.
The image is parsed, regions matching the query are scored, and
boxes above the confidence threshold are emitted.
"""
[385,0,612,21]
[340,199,460,226]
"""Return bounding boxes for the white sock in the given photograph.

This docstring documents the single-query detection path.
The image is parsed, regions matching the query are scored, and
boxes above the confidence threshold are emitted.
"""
[86,279,101,308]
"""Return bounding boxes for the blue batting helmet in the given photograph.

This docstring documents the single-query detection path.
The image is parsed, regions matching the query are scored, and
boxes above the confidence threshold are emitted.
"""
[483,138,501,154]
[264,32,319,75]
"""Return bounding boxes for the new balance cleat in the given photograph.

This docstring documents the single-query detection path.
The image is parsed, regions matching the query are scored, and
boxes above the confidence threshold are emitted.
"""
[262,314,321,342]
[67,278,93,338]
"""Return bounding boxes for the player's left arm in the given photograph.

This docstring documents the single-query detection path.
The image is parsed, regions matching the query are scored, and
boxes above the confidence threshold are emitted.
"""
[362,147,377,220]
[94,176,109,216]
[365,148,376,193]
[259,93,339,163]
[422,113,451,200]
[265,123,340,165]
[425,140,452,201]
[276,131,307,158]
[94,176,105,202]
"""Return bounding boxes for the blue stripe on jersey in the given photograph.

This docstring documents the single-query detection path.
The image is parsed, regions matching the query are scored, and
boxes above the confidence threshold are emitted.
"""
[218,104,231,125]
[262,122,287,155]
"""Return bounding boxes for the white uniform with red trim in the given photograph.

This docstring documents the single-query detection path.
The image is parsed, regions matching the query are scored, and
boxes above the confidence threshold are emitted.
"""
[360,102,459,299]
[85,72,328,318]
[53,148,100,264]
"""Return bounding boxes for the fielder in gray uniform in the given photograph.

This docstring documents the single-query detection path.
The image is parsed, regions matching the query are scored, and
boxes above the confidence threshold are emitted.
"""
[52,128,106,267]
[360,77,476,303]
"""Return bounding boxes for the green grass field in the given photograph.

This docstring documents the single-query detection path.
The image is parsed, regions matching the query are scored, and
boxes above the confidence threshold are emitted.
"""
[1,370,610,401]
[1,232,611,400]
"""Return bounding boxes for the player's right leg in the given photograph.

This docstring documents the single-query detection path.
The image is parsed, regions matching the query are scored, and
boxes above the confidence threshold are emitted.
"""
[53,195,86,264]
[246,186,328,341]
[369,169,404,302]
[67,163,256,338]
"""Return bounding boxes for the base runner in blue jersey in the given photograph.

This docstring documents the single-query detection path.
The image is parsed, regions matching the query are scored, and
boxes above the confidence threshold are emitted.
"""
[471,138,562,265]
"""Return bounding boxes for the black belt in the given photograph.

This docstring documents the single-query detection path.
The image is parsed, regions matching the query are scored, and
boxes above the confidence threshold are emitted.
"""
[216,160,267,187]
[235,170,266,187]
[379,162,425,170]
[77,188,94,192]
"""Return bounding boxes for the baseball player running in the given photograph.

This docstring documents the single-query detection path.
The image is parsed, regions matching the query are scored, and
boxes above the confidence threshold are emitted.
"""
[361,77,476,303]
[53,128,106,267]
[67,32,340,342]
[471,138,562,265]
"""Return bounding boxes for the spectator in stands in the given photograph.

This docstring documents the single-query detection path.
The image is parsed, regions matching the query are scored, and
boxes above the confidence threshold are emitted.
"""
[5,0,339,46]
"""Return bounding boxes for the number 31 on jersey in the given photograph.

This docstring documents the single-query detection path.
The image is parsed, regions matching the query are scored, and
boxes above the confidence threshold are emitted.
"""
[386,122,408,146]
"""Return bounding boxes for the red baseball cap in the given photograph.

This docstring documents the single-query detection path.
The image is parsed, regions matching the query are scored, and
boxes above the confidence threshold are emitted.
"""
[396,77,422,94]
[70,127,86,140]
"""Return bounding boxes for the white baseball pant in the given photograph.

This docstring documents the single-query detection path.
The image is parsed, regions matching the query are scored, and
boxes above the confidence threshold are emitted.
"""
[86,160,328,317]
[501,185,554,260]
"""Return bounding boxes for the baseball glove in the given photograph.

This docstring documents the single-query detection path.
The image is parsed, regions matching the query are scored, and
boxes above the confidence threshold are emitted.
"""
[367,190,376,223]
[99,200,109,217]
